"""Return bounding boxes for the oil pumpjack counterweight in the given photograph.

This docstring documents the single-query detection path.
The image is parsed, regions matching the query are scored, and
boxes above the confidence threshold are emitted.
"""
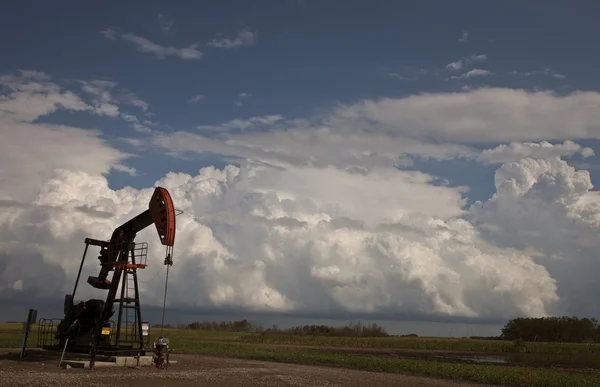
[46,187,176,356]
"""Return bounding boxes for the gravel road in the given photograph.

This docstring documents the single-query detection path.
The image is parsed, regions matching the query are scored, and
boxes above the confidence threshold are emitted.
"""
[0,349,494,387]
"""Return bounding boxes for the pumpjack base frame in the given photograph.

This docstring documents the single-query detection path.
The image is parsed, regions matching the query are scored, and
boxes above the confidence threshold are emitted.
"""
[41,344,148,357]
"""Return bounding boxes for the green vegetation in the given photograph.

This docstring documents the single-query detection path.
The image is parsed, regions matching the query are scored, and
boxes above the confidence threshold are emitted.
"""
[5,321,600,355]
[0,323,37,348]
[238,333,600,355]
[179,319,390,337]
[501,316,600,343]
[3,321,600,387]
[199,342,600,387]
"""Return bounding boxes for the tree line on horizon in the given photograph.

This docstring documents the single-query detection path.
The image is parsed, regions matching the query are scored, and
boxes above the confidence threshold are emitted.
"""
[156,319,392,337]
[153,316,600,342]
[500,316,600,343]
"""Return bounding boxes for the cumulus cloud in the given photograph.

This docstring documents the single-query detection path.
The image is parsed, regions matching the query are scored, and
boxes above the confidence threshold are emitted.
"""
[469,157,600,316]
[0,159,562,319]
[3,70,600,323]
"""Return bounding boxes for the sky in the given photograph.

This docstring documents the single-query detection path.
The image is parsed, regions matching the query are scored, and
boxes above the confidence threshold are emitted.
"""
[2,0,600,337]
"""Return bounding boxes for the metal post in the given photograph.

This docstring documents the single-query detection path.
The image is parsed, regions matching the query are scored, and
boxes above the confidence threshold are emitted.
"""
[160,251,173,336]
[20,322,30,360]
[115,265,126,347]
[58,338,69,367]
[131,244,144,351]
[20,309,37,360]
[72,242,90,299]
[160,264,170,336]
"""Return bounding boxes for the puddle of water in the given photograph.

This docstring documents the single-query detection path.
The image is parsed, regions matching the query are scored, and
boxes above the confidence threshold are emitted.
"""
[455,356,509,364]
[433,353,600,369]
[434,355,509,364]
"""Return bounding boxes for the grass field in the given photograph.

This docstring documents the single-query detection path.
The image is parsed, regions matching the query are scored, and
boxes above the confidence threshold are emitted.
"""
[3,322,600,387]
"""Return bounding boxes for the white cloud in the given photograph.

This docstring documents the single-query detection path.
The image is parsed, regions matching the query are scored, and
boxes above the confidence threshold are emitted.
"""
[446,54,487,71]
[157,13,174,32]
[99,28,117,40]
[449,69,494,80]
[0,70,91,122]
[197,115,284,132]
[469,156,600,316]
[76,78,153,132]
[119,91,150,112]
[511,68,567,80]
[239,92,252,98]
[78,79,120,117]
[153,126,475,170]
[458,30,469,43]
[115,33,203,60]
[188,95,205,103]
[324,88,600,143]
[388,73,408,80]
[0,158,562,319]
[3,69,600,322]
[149,88,600,171]
[0,71,133,202]
[477,140,594,165]
[207,29,257,49]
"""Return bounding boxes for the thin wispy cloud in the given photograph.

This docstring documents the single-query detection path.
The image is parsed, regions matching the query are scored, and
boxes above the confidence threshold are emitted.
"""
[458,30,469,43]
[78,79,119,117]
[511,68,567,80]
[120,33,203,59]
[239,92,252,98]
[100,29,203,60]
[450,69,494,80]
[207,29,257,49]
[157,13,174,32]
[188,95,205,103]
[99,28,117,40]
[119,91,150,112]
[388,73,412,81]
[197,115,283,132]
[386,67,427,81]
[446,54,487,71]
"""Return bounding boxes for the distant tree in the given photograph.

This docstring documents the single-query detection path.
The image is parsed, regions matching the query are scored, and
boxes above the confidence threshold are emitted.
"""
[181,319,389,337]
[501,316,600,343]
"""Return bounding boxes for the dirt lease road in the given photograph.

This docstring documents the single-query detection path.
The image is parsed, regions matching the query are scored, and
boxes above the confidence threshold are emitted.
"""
[0,350,494,387]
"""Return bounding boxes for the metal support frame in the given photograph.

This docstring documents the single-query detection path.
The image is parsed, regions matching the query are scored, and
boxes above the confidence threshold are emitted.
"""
[34,187,179,360]
[45,238,148,356]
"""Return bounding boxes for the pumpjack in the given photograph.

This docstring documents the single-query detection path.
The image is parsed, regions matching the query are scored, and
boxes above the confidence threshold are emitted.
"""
[39,187,176,357]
